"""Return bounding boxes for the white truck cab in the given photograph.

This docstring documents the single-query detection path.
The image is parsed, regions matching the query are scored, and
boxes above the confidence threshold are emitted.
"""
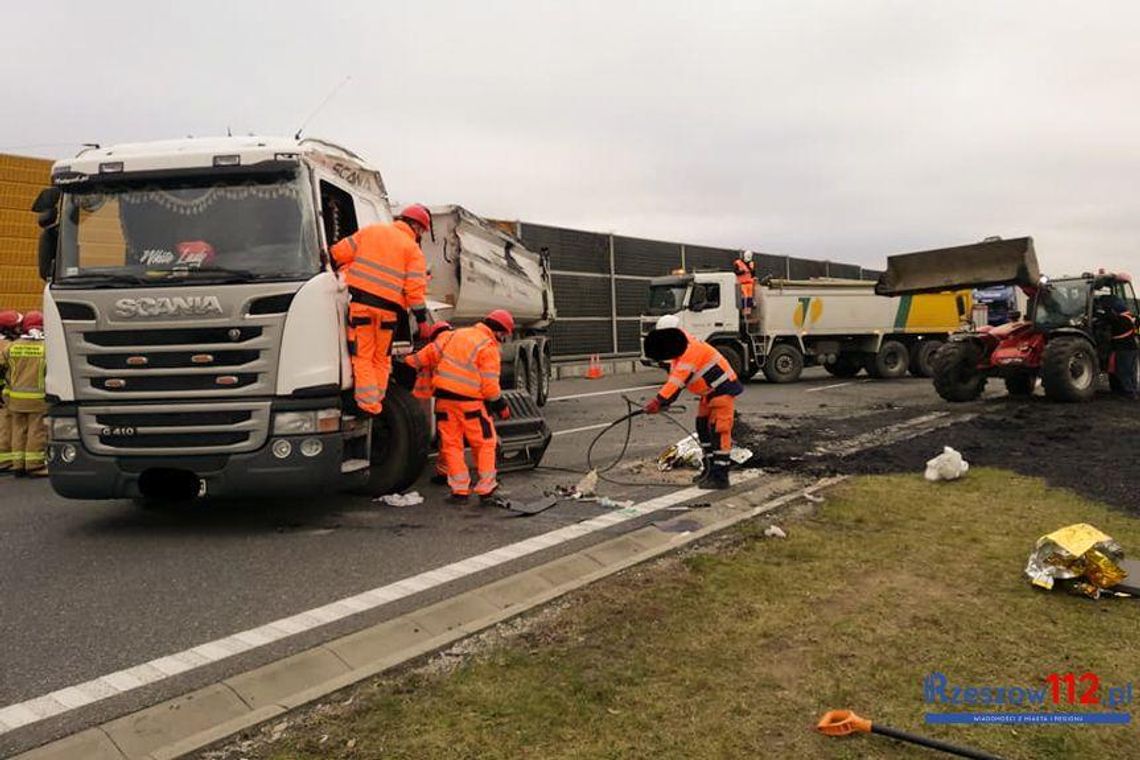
[35,136,430,502]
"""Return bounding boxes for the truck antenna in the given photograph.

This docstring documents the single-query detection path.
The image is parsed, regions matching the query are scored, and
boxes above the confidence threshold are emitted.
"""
[294,76,352,141]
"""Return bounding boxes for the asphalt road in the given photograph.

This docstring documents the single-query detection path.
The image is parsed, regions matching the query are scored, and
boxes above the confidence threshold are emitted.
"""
[0,367,954,755]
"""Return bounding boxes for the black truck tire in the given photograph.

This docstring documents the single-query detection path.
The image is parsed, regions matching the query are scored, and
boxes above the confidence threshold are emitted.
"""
[1041,336,1098,403]
[824,354,862,378]
[714,343,745,382]
[909,340,943,378]
[536,348,551,406]
[931,341,988,402]
[866,340,910,379]
[762,343,804,383]
[361,383,431,496]
[526,349,541,403]
[1004,372,1037,397]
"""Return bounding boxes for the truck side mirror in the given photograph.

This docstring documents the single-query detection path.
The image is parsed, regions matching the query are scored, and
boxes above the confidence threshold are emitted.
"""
[38,227,57,281]
[32,187,61,228]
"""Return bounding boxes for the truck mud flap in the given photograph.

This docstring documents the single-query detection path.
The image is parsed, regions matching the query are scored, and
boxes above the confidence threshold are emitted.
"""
[875,236,1040,296]
[495,390,552,472]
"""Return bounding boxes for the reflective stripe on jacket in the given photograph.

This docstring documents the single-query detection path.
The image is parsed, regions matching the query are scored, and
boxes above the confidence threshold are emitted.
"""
[655,337,742,407]
[1,338,47,413]
[431,323,502,401]
[330,221,427,311]
[407,331,456,399]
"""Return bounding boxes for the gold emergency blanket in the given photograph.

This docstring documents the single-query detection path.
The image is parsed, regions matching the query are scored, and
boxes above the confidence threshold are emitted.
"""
[1024,523,1127,599]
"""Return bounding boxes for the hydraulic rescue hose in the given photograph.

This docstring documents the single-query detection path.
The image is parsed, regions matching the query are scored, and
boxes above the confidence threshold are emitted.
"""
[567,395,696,487]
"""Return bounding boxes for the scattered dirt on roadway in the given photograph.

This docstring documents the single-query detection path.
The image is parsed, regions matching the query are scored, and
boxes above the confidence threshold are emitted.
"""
[739,391,1140,514]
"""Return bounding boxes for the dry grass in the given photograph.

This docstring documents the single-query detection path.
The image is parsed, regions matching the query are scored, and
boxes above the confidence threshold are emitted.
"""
[244,469,1140,759]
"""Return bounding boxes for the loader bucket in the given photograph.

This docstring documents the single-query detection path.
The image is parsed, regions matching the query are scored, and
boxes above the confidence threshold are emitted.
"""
[875,236,1040,296]
[495,390,552,473]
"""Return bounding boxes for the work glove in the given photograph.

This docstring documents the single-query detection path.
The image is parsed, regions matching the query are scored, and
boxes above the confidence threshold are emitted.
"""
[498,406,511,420]
[643,398,662,415]
[417,321,433,341]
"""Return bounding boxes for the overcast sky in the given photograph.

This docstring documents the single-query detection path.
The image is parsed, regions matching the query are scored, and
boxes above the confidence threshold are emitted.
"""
[3,1,1137,273]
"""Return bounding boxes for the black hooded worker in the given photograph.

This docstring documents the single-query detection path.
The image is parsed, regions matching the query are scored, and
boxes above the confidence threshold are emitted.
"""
[642,314,743,489]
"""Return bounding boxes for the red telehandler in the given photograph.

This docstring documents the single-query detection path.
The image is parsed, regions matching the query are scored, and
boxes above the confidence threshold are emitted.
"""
[877,237,1138,403]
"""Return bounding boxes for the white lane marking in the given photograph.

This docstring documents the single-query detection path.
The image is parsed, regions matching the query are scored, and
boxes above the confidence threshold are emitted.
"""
[547,384,659,402]
[0,470,762,736]
[804,381,855,393]
[552,422,613,437]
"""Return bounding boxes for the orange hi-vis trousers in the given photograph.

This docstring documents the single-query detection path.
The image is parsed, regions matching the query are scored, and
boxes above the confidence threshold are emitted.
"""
[739,280,755,311]
[347,302,399,415]
[697,394,735,455]
[435,398,498,497]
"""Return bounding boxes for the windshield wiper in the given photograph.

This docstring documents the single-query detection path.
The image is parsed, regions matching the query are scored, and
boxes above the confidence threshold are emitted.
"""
[164,267,259,283]
[55,272,157,288]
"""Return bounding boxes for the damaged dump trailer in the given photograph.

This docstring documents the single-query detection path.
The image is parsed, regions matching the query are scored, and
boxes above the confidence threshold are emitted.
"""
[421,205,555,406]
[33,136,551,505]
[878,236,1139,402]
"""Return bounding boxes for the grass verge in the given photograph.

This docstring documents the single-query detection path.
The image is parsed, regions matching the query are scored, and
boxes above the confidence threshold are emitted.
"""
[245,469,1140,759]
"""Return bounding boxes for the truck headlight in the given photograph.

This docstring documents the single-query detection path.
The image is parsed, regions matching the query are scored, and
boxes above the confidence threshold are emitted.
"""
[272,409,340,434]
[50,417,80,441]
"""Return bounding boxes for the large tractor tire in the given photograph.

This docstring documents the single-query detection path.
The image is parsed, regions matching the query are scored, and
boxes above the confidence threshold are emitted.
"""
[762,343,804,383]
[824,353,862,378]
[1004,372,1037,397]
[866,340,910,379]
[1041,336,1098,403]
[714,343,745,382]
[360,383,431,496]
[909,340,943,378]
[931,341,988,402]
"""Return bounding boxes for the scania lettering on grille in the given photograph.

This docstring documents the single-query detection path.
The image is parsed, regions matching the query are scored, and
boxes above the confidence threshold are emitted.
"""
[113,296,224,319]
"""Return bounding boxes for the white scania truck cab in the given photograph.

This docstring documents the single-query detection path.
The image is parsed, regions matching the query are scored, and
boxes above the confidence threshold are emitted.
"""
[34,136,434,502]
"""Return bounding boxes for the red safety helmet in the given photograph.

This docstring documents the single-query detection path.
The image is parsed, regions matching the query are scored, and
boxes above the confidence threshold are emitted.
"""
[397,204,432,233]
[485,309,515,335]
[22,311,44,331]
[427,321,453,340]
[0,309,21,331]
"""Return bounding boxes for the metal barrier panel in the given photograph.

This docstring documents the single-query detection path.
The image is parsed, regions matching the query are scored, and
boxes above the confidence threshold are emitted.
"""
[612,235,682,276]
[788,257,828,279]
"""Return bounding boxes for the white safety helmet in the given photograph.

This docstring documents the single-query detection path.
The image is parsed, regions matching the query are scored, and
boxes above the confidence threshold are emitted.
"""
[655,314,681,330]
[742,250,754,263]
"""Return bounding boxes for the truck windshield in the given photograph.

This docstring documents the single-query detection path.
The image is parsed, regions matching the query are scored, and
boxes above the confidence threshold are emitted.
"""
[55,173,319,285]
[1032,280,1090,329]
[646,284,689,316]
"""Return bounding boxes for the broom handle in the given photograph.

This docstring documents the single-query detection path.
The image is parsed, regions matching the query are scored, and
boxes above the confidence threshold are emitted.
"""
[872,724,1005,760]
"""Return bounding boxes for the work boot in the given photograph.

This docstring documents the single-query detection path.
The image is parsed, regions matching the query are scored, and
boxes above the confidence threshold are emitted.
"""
[700,457,731,490]
[447,492,470,505]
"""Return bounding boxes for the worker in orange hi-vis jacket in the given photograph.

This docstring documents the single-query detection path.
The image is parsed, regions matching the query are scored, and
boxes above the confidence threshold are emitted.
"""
[643,315,743,490]
[421,309,514,506]
[734,250,757,315]
[406,321,455,484]
[330,204,432,415]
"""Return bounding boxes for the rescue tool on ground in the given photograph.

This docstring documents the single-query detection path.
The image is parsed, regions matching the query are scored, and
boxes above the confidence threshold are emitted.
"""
[31,136,553,505]
[817,709,1003,760]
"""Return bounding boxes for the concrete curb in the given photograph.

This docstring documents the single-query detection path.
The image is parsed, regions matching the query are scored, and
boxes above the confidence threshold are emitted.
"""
[16,474,844,760]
